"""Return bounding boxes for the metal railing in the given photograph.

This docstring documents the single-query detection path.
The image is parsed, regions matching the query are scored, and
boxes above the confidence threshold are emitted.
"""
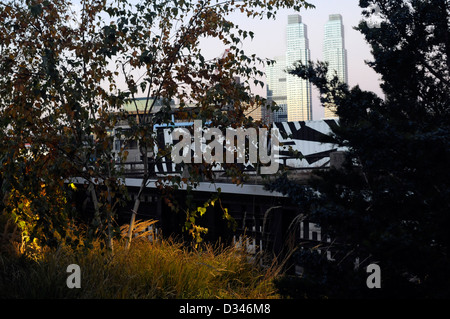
[114,155,330,179]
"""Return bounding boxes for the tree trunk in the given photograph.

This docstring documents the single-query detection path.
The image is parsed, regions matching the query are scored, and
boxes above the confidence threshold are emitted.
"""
[106,182,114,252]
[89,183,101,226]
[125,144,149,249]
[125,194,141,249]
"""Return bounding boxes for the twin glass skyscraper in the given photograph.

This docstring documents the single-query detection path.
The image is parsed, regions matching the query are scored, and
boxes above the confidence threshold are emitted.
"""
[266,14,347,122]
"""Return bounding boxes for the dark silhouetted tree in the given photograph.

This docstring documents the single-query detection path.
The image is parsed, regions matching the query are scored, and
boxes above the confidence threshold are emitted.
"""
[268,0,450,298]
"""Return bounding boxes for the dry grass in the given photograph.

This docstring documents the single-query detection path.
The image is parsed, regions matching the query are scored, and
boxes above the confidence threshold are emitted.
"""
[0,220,281,299]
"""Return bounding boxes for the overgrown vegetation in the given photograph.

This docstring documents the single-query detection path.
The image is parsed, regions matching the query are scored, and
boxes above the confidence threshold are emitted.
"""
[0,219,281,299]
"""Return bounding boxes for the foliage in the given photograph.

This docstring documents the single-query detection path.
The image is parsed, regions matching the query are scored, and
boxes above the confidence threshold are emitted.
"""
[6,184,67,257]
[0,222,280,298]
[0,0,129,250]
[0,0,315,250]
[267,0,450,298]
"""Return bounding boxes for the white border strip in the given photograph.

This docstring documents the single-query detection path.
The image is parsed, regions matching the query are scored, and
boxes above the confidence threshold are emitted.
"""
[68,177,286,197]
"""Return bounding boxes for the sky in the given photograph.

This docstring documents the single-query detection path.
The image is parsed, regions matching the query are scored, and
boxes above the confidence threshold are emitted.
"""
[71,0,384,121]
[199,0,384,120]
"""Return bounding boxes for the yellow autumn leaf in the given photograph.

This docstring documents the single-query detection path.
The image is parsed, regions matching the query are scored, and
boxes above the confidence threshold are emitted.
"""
[198,206,207,216]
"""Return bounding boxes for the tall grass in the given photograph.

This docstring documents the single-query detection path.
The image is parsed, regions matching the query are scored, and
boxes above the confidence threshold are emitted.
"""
[0,221,281,299]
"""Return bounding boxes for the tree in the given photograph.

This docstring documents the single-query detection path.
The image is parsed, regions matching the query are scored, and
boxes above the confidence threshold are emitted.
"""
[268,0,450,298]
[99,0,313,248]
[0,0,314,252]
[0,0,131,252]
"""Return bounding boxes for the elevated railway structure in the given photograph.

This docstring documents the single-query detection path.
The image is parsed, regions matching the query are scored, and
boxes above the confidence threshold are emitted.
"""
[71,120,346,272]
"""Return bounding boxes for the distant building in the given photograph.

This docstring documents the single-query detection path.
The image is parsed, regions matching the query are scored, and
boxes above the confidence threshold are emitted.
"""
[266,55,288,123]
[286,14,313,122]
[237,75,262,123]
[323,14,348,119]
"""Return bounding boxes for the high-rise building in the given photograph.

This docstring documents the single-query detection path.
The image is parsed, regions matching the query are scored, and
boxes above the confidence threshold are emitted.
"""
[266,55,288,123]
[323,14,348,119]
[286,14,312,122]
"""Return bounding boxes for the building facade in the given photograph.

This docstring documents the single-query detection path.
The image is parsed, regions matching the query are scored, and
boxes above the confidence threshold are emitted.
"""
[266,55,288,123]
[286,14,312,122]
[323,14,348,119]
